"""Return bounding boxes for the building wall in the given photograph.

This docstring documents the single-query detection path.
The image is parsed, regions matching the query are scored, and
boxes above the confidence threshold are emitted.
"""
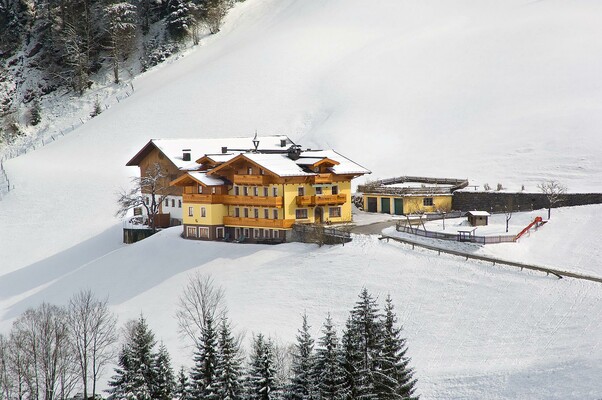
[138,147,183,197]
[363,194,452,215]
[283,181,352,224]
[183,203,228,226]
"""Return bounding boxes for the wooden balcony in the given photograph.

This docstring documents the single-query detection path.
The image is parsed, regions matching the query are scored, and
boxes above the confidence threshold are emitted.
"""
[222,195,283,207]
[233,174,271,185]
[296,194,347,206]
[313,173,334,184]
[223,217,295,229]
[183,193,224,204]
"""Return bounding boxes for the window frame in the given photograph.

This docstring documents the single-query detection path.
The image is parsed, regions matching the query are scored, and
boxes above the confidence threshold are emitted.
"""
[295,209,308,219]
[423,197,434,207]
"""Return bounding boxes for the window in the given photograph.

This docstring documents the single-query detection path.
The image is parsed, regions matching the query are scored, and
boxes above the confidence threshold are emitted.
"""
[235,207,240,217]
[273,187,278,197]
[201,207,206,217]
[298,187,305,196]
[198,185,203,194]
[254,229,260,239]
[234,186,240,195]
[178,200,182,208]
[211,187,216,194]
[243,186,249,196]
[254,209,259,219]
[243,228,249,237]
[264,209,269,219]
[247,167,253,175]
[273,209,278,219]
[253,187,259,196]
[216,227,224,239]
[244,208,249,218]
[263,187,269,196]
[315,187,323,195]
[199,227,209,238]
[272,230,279,239]
[186,227,197,238]
[423,197,434,206]
[165,199,169,207]
[332,185,339,195]
[259,168,264,175]
[329,207,341,218]
[263,229,269,238]
[296,209,308,219]
[188,207,194,217]
[171,199,175,207]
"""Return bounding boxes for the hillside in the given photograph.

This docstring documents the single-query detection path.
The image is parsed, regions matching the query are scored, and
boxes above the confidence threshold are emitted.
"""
[1,0,602,398]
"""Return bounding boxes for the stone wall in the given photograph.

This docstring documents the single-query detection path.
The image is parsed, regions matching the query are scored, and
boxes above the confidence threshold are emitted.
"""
[452,191,602,212]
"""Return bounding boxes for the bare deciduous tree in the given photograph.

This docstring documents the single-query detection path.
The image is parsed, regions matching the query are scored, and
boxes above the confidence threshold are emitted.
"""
[537,180,567,219]
[116,162,170,231]
[176,273,227,348]
[67,290,118,400]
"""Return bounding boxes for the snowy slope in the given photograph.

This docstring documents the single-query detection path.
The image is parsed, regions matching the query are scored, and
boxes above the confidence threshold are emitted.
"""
[1,0,602,398]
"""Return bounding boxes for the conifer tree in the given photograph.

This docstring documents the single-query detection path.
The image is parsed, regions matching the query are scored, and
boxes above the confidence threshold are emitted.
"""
[153,342,176,400]
[175,366,191,400]
[375,296,418,400]
[313,314,345,400]
[107,345,135,400]
[191,314,219,399]
[287,313,316,400]
[247,333,278,400]
[215,317,243,400]
[165,0,194,40]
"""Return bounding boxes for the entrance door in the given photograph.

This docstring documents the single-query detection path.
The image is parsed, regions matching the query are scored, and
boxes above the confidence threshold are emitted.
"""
[315,207,323,223]
[394,198,404,215]
[381,198,391,214]
[367,197,377,212]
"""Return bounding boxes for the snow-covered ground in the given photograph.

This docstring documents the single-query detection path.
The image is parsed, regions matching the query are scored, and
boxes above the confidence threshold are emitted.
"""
[1,0,602,398]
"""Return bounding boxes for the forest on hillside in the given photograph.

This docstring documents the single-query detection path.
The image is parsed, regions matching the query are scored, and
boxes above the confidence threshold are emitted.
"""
[0,0,237,144]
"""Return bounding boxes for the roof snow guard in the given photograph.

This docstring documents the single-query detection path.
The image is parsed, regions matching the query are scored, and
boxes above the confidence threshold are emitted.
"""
[357,176,469,195]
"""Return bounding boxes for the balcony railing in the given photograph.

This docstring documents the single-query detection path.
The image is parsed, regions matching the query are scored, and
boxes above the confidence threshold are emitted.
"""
[233,175,271,185]
[313,173,334,184]
[222,195,283,207]
[296,194,347,206]
[183,193,224,204]
[223,217,295,229]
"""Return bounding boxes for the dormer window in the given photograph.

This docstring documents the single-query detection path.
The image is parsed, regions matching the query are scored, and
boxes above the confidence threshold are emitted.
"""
[247,167,253,175]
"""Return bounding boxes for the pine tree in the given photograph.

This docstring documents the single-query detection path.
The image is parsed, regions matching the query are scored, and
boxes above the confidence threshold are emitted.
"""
[153,342,176,400]
[165,0,194,41]
[29,98,41,126]
[247,333,278,400]
[108,315,158,400]
[215,317,243,400]
[313,314,345,400]
[342,288,383,400]
[175,366,191,400]
[191,314,220,400]
[375,296,418,400]
[340,316,362,400]
[287,313,316,400]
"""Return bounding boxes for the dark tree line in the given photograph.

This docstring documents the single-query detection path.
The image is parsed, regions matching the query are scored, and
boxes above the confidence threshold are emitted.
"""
[0,0,236,142]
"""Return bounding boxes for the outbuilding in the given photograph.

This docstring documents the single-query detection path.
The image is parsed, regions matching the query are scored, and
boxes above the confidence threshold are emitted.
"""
[466,211,490,226]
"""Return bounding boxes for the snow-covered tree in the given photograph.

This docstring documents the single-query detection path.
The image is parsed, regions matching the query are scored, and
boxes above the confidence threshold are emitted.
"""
[287,313,316,400]
[538,179,567,219]
[215,317,244,400]
[153,343,175,400]
[165,0,195,40]
[247,334,278,400]
[175,366,192,400]
[374,296,418,400]
[190,314,219,399]
[313,314,345,400]
[105,0,138,83]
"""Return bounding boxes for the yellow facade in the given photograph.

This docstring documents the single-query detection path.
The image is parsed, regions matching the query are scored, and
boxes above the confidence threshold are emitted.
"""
[363,194,452,215]
[183,203,228,226]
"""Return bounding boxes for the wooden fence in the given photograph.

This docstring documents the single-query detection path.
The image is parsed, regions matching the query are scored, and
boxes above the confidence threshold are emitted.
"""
[396,222,516,244]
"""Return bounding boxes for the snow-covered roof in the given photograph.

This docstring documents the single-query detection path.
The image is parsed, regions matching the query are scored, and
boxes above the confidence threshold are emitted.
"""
[466,211,491,217]
[186,172,226,186]
[244,153,313,177]
[127,135,294,169]
[297,150,371,175]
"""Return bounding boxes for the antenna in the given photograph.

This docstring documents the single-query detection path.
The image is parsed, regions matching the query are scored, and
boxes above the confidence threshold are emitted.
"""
[252,130,259,151]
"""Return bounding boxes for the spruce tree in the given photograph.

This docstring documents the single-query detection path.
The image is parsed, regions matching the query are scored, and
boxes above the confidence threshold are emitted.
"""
[175,366,191,400]
[216,317,243,400]
[165,0,194,40]
[375,296,419,400]
[153,342,176,400]
[107,345,135,400]
[191,314,219,399]
[247,333,278,400]
[287,313,316,400]
[313,314,345,400]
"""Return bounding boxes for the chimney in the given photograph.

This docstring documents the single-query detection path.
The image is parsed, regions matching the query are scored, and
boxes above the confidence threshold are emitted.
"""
[182,149,191,162]
[287,145,301,160]
[280,139,287,147]
[221,146,228,154]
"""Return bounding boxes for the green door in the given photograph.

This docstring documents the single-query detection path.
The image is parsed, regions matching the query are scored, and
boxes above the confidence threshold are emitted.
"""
[381,197,391,214]
[367,197,377,212]
[394,198,404,215]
